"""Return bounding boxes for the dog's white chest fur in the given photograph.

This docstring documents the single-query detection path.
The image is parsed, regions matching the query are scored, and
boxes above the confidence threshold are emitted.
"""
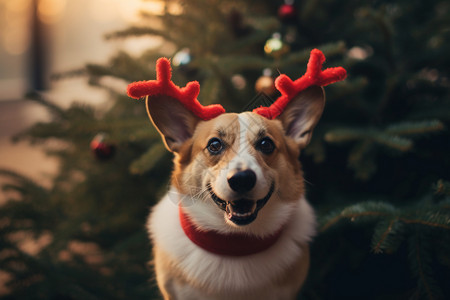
[148,190,316,300]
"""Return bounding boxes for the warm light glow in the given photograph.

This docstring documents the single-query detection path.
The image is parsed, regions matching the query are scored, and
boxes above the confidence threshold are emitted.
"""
[38,0,67,24]
[89,0,119,23]
[88,0,182,23]
[0,0,182,58]
[4,0,32,13]
[2,27,30,55]
[116,0,144,21]
[0,0,32,55]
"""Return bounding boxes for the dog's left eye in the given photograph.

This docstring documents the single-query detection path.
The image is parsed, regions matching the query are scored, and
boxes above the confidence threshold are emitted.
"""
[206,138,224,154]
[256,137,275,154]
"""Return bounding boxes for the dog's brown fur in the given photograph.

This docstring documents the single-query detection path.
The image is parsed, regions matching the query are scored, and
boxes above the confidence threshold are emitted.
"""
[147,86,324,299]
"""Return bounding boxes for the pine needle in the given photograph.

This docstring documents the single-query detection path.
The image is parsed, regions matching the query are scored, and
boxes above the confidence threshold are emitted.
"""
[385,120,444,136]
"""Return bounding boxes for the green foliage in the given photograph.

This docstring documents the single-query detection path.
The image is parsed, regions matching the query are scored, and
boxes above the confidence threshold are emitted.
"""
[1,0,449,299]
[324,119,445,179]
[408,232,445,300]
[321,198,450,254]
[129,143,167,175]
[435,180,450,196]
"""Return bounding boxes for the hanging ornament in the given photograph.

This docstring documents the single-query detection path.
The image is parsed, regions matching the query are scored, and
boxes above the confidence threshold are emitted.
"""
[173,48,192,67]
[172,48,197,77]
[231,74,247,90]
[255,68,276,96]
[90,133,115,161]
[278,0,297,23]
[264,33,290,59]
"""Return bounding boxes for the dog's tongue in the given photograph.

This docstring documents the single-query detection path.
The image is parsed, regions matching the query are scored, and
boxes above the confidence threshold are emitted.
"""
[225,200,256,219]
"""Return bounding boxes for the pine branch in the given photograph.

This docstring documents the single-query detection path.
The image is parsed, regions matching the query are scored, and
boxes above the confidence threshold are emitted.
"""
[399,218,450,230]
[371,218,405,254]
[321,211,388,232]
[129,143,167,175]
[434,180,450,196]
[385,120,445,136]
[321,198,450,233]
[112,128,158,143]
[51,68,87,80]
[371,131,413,151]
[359,7,395,69]
[414,239,434,300]
[225,30,270,52]
[408,233,444,300]
[0,169,48,200]
[320,201,396,232]
[303,136,326,163]
[408,106,450,121]
[347,140,377,180]
[372,218,395,253]
[325,127,414,151]
[324,128,367,143]
[86,51,157,82]
[24,92,66,119]
[280,42,346,73]
[105,26,176,44]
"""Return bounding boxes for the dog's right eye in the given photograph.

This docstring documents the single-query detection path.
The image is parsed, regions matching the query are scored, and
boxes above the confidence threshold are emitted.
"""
[206,138,224,155]
[256,137,275,154]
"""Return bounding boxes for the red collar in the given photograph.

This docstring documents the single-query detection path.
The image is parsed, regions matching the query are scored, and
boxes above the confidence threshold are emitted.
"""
[179,206,284,256]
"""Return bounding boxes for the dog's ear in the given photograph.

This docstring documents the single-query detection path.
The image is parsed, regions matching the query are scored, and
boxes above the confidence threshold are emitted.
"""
[277,86,325,148]
[146,95,200,152]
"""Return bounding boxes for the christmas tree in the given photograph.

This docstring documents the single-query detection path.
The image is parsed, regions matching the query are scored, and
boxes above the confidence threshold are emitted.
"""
[1,0,449,299]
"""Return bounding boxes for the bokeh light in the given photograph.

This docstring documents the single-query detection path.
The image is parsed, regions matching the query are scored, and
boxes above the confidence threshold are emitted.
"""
[37,0,67,24]
[0,0,32,55]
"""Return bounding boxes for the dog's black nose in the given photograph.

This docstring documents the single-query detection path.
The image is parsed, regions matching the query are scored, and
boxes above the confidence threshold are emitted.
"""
[227,169,256,193]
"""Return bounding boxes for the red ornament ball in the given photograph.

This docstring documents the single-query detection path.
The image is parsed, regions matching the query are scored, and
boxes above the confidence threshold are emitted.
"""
[90,133,115,160]
[278,4,297,22]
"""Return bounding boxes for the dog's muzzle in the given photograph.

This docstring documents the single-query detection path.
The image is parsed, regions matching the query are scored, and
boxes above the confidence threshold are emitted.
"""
[207,182,275,225]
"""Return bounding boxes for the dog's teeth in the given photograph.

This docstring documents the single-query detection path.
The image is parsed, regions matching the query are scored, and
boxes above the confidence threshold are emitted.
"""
[225,201,256,219]
[233,212,251,217]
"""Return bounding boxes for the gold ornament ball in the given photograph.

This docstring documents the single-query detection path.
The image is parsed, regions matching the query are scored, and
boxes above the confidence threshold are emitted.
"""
[255,75,276,95]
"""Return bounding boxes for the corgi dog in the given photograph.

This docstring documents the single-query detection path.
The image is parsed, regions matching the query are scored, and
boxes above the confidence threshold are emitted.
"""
[127,49,346,300]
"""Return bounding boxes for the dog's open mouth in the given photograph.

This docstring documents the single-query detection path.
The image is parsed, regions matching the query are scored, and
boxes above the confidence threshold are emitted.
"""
[206,182,275,226]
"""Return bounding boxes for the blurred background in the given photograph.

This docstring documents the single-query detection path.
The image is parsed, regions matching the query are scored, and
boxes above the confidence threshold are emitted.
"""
[0,0,449,299]
[0,0,162,186]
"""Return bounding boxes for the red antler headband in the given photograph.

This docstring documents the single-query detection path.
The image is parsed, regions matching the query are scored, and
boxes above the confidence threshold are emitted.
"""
[127,58,225,120]
[127,49,346,120]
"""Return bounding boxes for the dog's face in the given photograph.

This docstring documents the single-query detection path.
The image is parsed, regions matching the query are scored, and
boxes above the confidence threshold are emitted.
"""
[147,86,325,229]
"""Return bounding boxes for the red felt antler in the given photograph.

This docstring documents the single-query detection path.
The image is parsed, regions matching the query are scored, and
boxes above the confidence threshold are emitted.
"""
[127,50,346,121]
[127,58,225,121]
[253,49,347,119]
